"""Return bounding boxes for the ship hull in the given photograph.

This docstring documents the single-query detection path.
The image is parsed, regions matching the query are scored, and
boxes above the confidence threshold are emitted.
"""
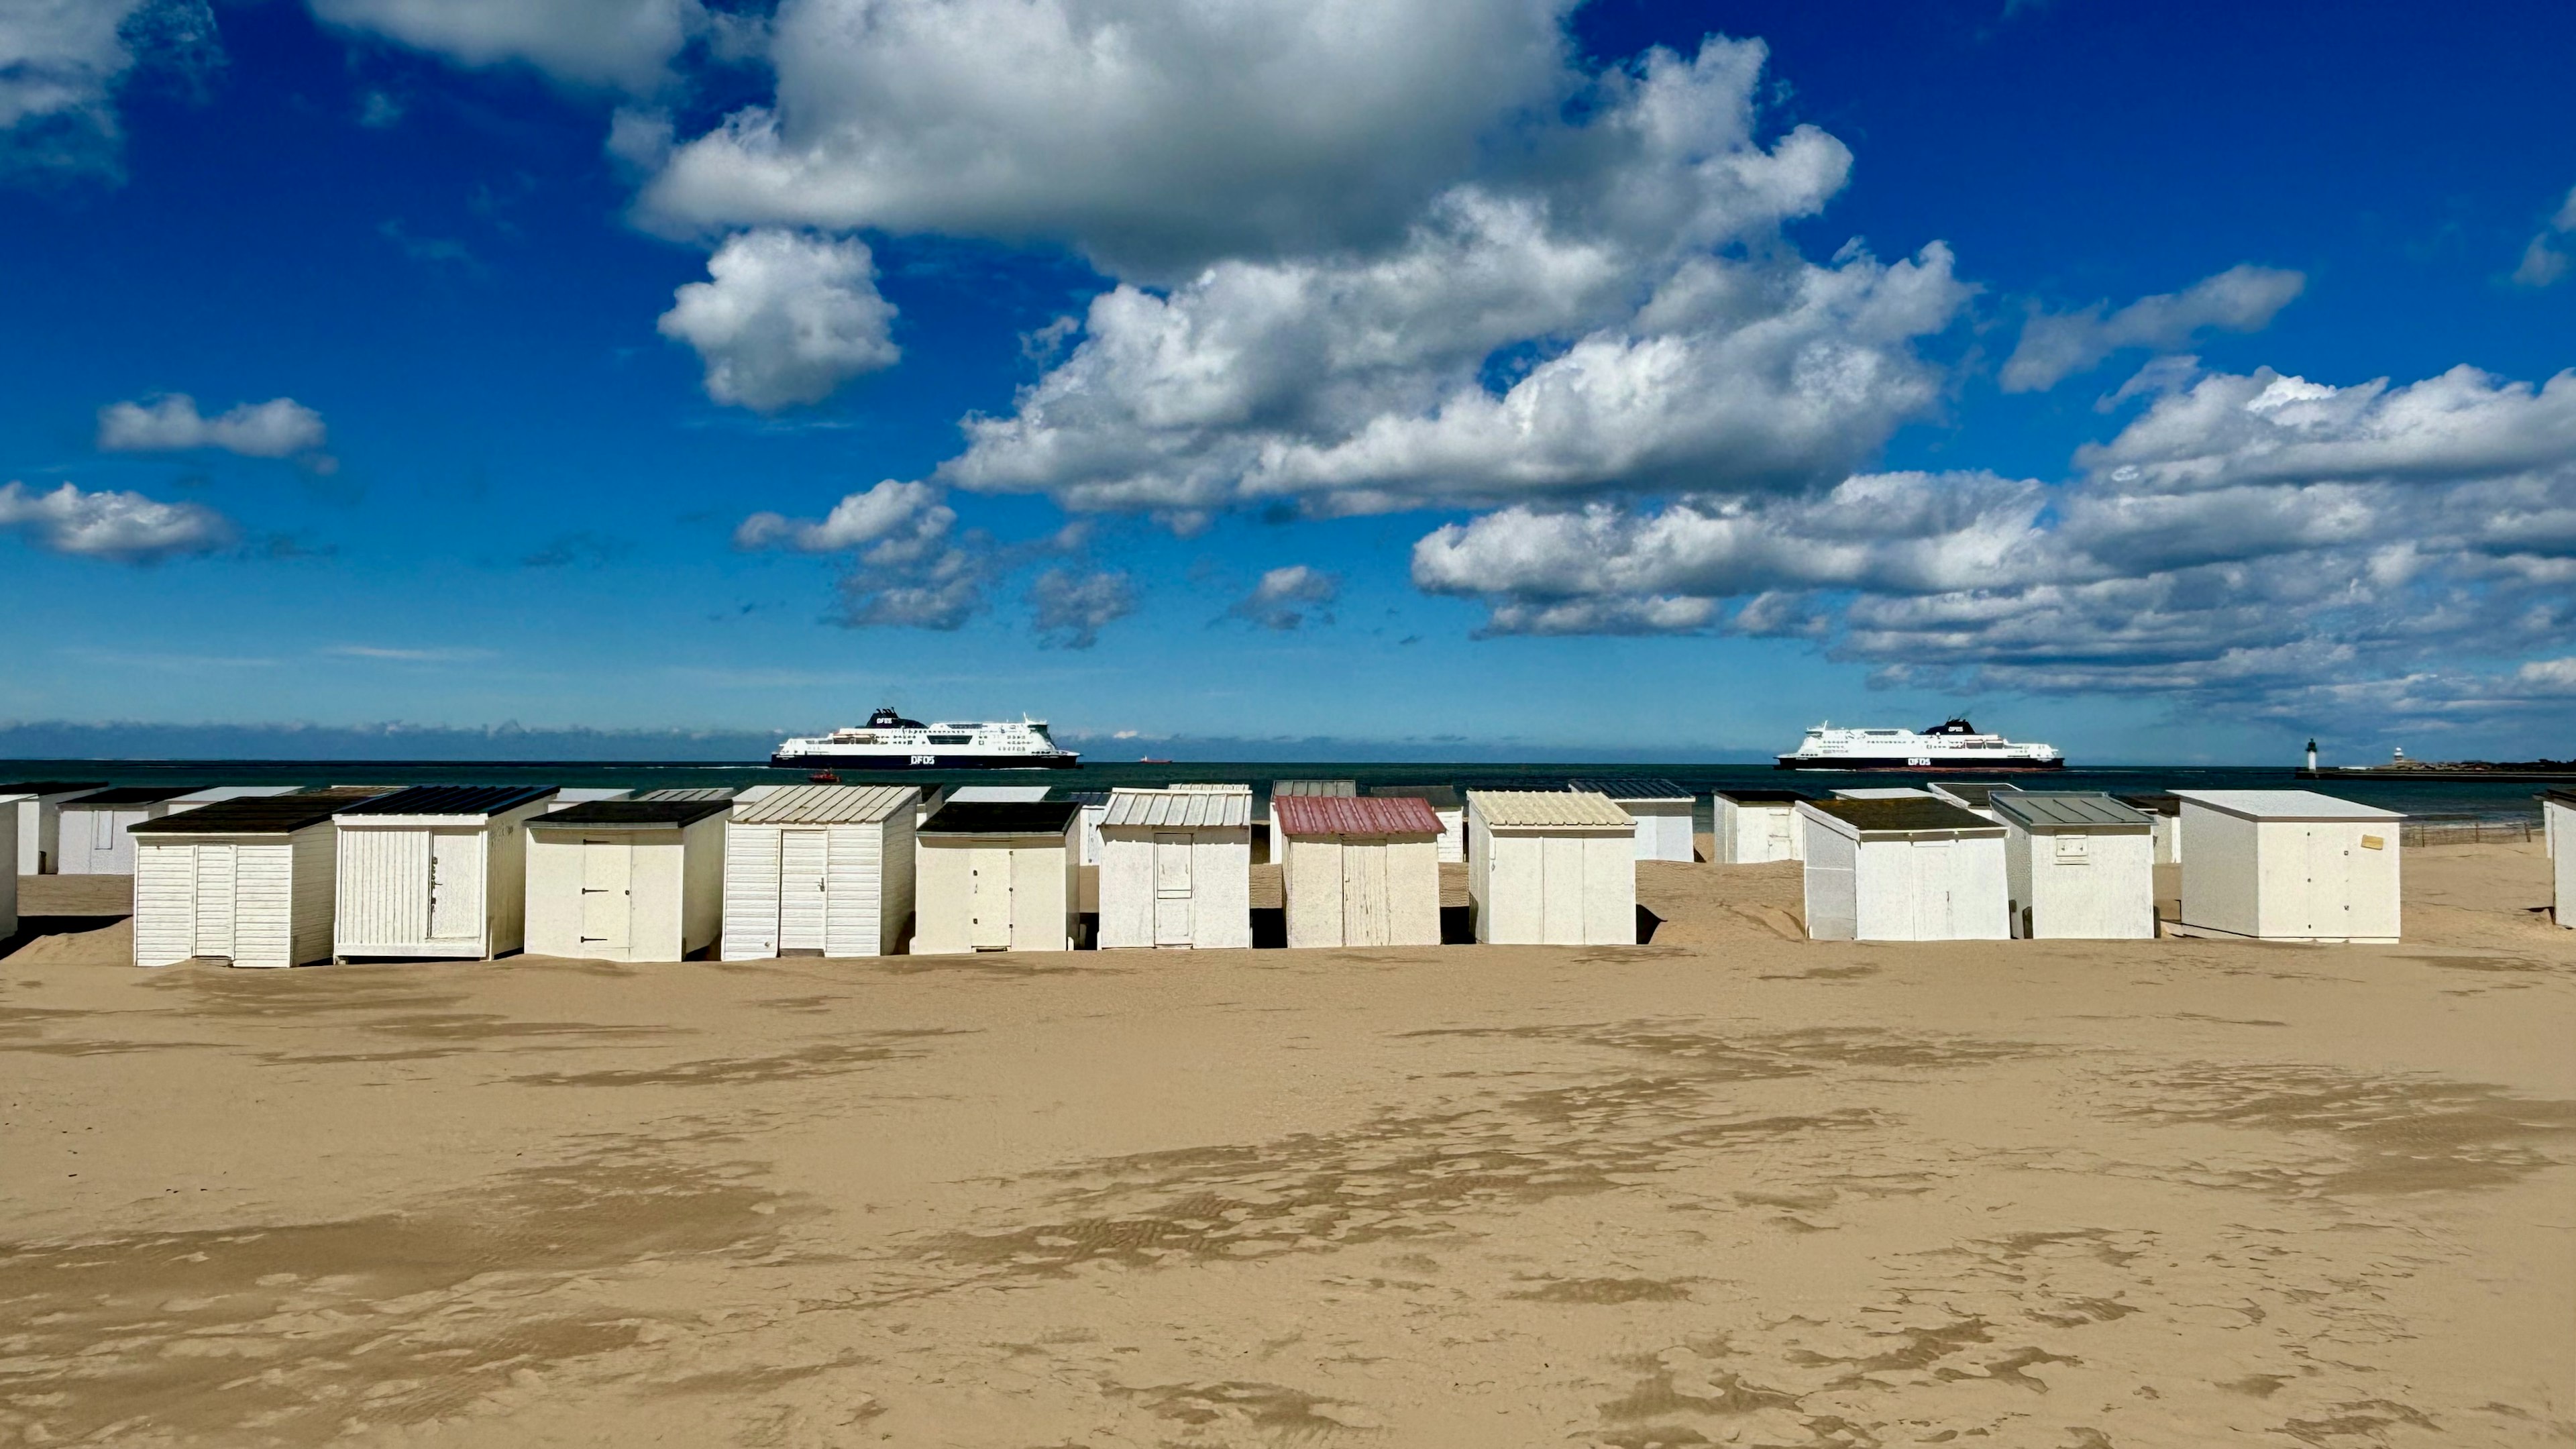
[1775,755,2065,772]
[770,751,1081,770]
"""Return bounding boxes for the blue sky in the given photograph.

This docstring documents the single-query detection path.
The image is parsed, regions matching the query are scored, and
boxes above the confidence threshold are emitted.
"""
[1,0,2571,763]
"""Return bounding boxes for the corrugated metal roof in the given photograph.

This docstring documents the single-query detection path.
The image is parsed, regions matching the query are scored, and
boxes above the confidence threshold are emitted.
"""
[63,785,202,806]
[2171,789,2402,821]
[1167,782,1252,792]
[733,784,914,824]
[1271,779,1358,797]
[1470,790,1636,828]
[531,799,733,828]
[1715,788,1809,804]
[1565,777,1691,801]
[1102,789,1252,829]
[131,788,394,835]
[1056,790,1111,806]
[947,785,1052,802]
[1803,798,2000,834]
[339,784,559,818]
[1365,784,1462,809]
[633,787,739,802]
[1275,794,1444,837]
[920,800,1081,836]
[1993,792,2152,830]
[1928,782,2022,808]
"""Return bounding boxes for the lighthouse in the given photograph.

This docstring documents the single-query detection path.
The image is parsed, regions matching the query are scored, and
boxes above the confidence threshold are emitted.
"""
[2305,738,2318,771]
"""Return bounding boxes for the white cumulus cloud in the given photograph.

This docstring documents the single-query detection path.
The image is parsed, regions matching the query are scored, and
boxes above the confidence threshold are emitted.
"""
[2509,183,2576,288]
[929,39,1962,519]
[0,0,217,178]
[641,0,1579,276]
[97,394,331,462]
[658,229,898,411]
[2000,264,2306,392]
[0,479,235,562]
[306,0,706,94]
[1228,564,1339,630]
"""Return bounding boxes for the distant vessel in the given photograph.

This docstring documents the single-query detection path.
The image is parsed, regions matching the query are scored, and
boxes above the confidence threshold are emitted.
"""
[1777,718,2064,772]
[771,708,1079,770]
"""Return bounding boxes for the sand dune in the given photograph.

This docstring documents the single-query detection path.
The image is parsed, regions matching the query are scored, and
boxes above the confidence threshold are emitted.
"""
[3,845,2570,1447]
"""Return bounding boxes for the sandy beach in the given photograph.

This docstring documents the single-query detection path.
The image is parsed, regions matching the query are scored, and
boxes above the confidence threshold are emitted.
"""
[3,844,2570,1447]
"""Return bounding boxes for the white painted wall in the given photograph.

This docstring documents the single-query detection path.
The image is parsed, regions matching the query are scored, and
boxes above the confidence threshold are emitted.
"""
[2005,822,2155,939]
[1616,800,1695,862]
[15,790,97,875]
[914,829,1077,954]
[2550,798,2573,927]
[1097,826,1250,949]
[1800,818,1859,938]
[1466,811,1635,945]
[1717,799,1804,863]
[526,818,727,962]
[58,803,166,875]
[720,812,916,960]
[1281,832,1440,948]
[2176,801,2400,943]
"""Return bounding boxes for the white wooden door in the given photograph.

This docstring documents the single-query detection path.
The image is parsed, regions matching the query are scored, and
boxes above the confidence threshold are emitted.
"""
[579,838,632,954]
[1764,809,1793,857]
[1538,836,1585,944]
[777,828,829,952]
[427,830,482,941]
[2300,827,2350,936]
[191,844,236,958]
[1910,838,1953,938]
[1342,839,1388,945]
[93,811,134,871]
[969,847,1012,949]
[1153,833,1193,946]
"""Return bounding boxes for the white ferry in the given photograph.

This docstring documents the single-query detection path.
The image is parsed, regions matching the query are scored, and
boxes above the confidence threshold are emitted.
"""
[1777,718,2063,772]
[771,709,1079,770]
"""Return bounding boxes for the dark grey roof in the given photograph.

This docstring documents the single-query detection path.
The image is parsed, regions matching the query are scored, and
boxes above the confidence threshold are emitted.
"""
[530,799,731,828]
[920,800,1081,836]
[1994,792,2153,830]
[1564,777,1692,801]
[2544,788,2576,808]
[1805,797,1999,833]
[62,786,201,806]
[1928,782,2021,808]
[1055,790,1112,806]
[340,784,559,818]
[1366,784,1462,808]
[130,788,392,835]
[1716,788,1810,804]
[2114,792,2182,815]
[0,780,109,796]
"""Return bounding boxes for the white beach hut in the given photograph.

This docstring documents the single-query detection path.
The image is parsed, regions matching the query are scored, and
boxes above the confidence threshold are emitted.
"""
[1796,797,2008,942]
[524,797,732,963]
[3,780,107,875]
[1097,788,1252,950]
[1928,781,2023,822]
[1996,792,2156,940]
[915,800,1081,954]
[129,790,391,968]
[2168,790,2403,944]
[1567,778,1698,862]
[1275,794,1444,949]
[2546,790,2573,927]
[0,795,19,938]
[720,784,918,961]
[1714,788,1810,863]
[1466,790,1638,945]
[56,787,207,875]
[2116,794,2184,864]
[1364,786,1465,862]
[1059,790,1110,865]
[331,785,561,961]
